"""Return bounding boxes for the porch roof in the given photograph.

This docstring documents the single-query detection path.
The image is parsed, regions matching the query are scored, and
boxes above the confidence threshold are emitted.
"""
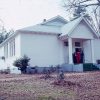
[60,17,99,38]
[61,17,82,36]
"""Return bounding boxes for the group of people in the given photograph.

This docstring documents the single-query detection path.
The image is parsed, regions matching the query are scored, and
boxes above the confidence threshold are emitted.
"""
[73,48,84,64]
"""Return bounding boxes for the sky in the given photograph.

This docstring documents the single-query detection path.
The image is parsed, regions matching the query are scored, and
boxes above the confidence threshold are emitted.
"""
[0,0,67,30]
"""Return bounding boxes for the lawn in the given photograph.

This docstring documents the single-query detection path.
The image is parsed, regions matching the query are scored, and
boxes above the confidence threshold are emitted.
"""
[0,71,100,100]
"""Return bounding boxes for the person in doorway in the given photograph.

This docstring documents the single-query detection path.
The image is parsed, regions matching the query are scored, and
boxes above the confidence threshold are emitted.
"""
[80,50,84,63]
[75,48,81,64]
[73,52,77,64]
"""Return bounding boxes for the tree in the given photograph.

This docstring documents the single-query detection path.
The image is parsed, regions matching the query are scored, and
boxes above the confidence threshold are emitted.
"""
[62,0,100,33]
[73,5,86,17]
[13,55,30,74]
[0,19,14,44]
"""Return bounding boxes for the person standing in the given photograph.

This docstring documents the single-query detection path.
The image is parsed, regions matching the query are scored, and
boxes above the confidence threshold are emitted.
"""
[75,48,81,64]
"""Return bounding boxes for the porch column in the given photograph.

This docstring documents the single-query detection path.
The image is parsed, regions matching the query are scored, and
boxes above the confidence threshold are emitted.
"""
[90,39,95,63]
[68,38,73,64]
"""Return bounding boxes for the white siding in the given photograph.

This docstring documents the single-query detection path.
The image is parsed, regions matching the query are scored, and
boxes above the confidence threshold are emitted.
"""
[63,46,69,63]
[70,21,94,39]
[0,34,21,70]
[94,39,100,62]
[0,46,6,69]
[20,33,64,67]
[83,40,92,63]
[4,43,8,58]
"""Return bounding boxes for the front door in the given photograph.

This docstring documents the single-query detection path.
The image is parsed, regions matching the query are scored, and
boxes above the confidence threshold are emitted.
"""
[75,48,82,53]
[74,48,84,64]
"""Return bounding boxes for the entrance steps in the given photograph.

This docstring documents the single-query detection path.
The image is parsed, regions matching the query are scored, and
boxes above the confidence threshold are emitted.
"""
[60,63,83,72]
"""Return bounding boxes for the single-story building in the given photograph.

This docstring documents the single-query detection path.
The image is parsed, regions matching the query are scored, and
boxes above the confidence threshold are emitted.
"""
[0,15,100,73]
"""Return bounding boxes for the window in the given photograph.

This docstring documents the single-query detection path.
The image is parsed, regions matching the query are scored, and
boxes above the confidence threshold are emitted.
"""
[4,43,8,58]
[9,39,15,57]
[75,42,81,47]
[64,42,68,46]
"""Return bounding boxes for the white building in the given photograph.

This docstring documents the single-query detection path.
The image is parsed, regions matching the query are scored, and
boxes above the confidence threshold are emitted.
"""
[0,15,100,72]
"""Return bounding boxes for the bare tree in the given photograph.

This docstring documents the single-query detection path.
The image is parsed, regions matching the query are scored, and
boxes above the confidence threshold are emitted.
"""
[62,0,100,33]
[0,20,14,44]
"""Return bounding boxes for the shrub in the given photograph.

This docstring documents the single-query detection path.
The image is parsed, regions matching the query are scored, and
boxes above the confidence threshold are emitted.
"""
[13,55,30,74]
[45,70,51,79]
[49,66,56,73]
[83,63,99,71]
[42,68,52,80]
[57,70,65,81]
[34,66,38,74]
[43,67,47,74]
[52,71,67,86]
[55,65,60,73]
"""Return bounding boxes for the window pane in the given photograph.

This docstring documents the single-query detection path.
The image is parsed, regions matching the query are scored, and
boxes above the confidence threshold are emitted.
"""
[4,43,8,58]
[75,42,81,47]
[64,42,68,46]
[9,39,15,57]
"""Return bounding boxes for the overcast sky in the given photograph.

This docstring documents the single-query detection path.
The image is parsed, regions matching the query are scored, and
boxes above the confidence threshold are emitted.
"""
[0,0,67,30]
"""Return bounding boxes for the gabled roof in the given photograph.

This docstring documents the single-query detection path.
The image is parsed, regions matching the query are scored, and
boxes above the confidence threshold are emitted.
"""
[41,15,68,25]
[0,15,99,47]
[18,24,61,34]
[61,17,82,36]
[61,16,98,37]
[18,15,68,34]
[18,15,98,37]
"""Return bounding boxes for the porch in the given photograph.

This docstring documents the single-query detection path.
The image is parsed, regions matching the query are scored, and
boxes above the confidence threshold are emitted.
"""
[60,63,99,72]
[61,37,95,64]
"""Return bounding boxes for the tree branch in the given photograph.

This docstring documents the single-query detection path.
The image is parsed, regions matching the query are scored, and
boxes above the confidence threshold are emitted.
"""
[77,0,92,4]
[62,0,100,33]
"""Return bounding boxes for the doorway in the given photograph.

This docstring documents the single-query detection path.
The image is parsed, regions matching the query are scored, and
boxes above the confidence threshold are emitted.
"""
[73,48,84,64]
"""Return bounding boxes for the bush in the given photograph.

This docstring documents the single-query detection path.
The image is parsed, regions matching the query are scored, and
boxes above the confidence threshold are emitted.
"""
[49,66,56,73]
[55,65,60,73]
[26,67,33,74]
[13,55,30,74]
[43,67,47,74]
[83,63,99,71]
[57,70,65,81]
[34,66,38,74]
[41,68,52,80]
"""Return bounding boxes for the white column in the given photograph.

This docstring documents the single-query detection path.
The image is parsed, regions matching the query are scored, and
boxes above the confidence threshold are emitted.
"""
[90,39,95,63]
[68,38,73,64]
